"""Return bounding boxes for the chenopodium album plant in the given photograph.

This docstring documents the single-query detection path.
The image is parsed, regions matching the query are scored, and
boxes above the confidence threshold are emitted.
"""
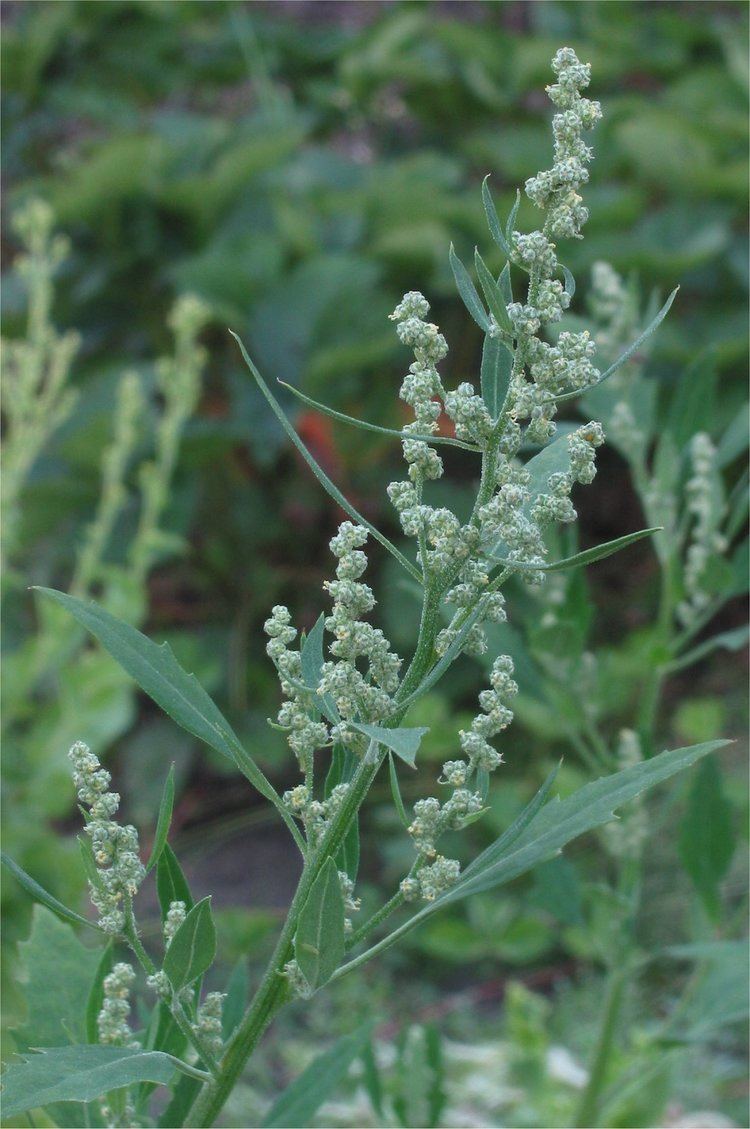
[2,48,729,1129]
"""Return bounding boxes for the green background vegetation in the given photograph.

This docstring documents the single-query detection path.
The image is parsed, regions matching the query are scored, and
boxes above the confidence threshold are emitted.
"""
[2,2,747,1126]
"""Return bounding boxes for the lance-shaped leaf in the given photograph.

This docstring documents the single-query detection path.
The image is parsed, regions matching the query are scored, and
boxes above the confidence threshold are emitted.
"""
[147,764,175,872]
[462,764,560,879]
[550,289,679,405]
[163,897,216,993]
[334,740,728,979]
[324,744,360,880]
[278,382,478,452]
[156,843,194,919]
[480,334,513,420]
[262,1025,373,1128]
[1,853,102,932]
[497,261,513,305]
[34,587,305,853]
[0,1045,208,1118]
[561,264,576,299]
[679,756,735,922]
[474,249,512,333]
[231,332,420,582]
[350,722,428,768]
[490,528,661,572]
[294,857,346,992]
[505,188,521,247]
[449,243,491,332]
[482,176,510,256]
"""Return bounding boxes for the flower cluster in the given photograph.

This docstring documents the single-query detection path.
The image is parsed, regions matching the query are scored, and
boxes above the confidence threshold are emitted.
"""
[68,741,145,933]
[506,48,603,443]
[525,46,602,240]
[193,992,225,1059]
[677,433,728,626]
[97,962,138,1047]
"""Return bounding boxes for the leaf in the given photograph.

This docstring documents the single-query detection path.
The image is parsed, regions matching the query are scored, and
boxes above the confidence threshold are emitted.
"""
[350,722,428,768]
[1,853,102,933]
[336,741,729,977]
[163,897,217,993]
[480,335,513,421]
[222,960,249,1041]
[278,382,478,452]
[669,624,750,673]
[156,843,194,919]
[0,1045,206,1118]
[324,744,359,880]
[230,332,421,583]
[449,243,491,332]
[15,908,102,1050]
[389,752,410,830]
[34,587,305,852]
[300,614,325,692]
[84,943,114,1044]
[597,288,679,386]
[505,189,521,247]
[147,764,175,872]
[462,764,559,880]
[294,857,346,992]
[482,176,510,255]
[474,249,512,332]
[678,756,735,921]
[497,262,513,305]
[262,1025,372,1128]
[561,264,576,299]
[491,528,662,572]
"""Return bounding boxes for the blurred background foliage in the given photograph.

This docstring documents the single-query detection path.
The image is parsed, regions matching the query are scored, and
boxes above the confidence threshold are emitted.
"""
[2,2,748,1126]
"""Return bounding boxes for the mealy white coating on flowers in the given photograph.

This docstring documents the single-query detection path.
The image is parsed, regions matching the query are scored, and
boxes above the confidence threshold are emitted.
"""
[97,962,139,1047]
[68,741,145,933]
[282,957,313,999]
[164,900,187,944]
[677,433,728,626]
[338,869,361,934]
[193,992,225,1058]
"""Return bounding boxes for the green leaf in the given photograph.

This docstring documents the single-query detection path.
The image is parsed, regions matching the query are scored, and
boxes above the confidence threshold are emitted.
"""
[497,262,513,306]
[294,857,346,992]
[449,243,491,332]
[0,1045,207,1118]
[597,288,679,386]
[505,189,521,247]
[163,897,217,993]
[394,1025,445,1129]
[561,264,576,299]
[491,528,661,572]
[324,744,359,880]
[230,332,421,583]
[262,1025,372,1127]
[278,382,478,452]
[474,249,512,332]
[1,853,102,933]
[462,764,559,879]
[84,943,115,1044]
[350,722,428,768]
[482,176,510,255]
[222,960,249,1041]
[34,588,304,852]
[480,335,513,420]
[678,756,735,921]
[156,843,195,919]
[389,752,410,830]
[15,907,102,1049]
[668,624,750,673]
[147,764,175,873]
[300,613,326,693]
[335,741,728,977]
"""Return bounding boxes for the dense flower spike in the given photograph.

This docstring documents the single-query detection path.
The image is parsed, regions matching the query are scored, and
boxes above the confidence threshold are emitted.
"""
[677,433,728,626]
[193,993,225,1059]
[68,741,145,933]
[97,962,138,1047]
